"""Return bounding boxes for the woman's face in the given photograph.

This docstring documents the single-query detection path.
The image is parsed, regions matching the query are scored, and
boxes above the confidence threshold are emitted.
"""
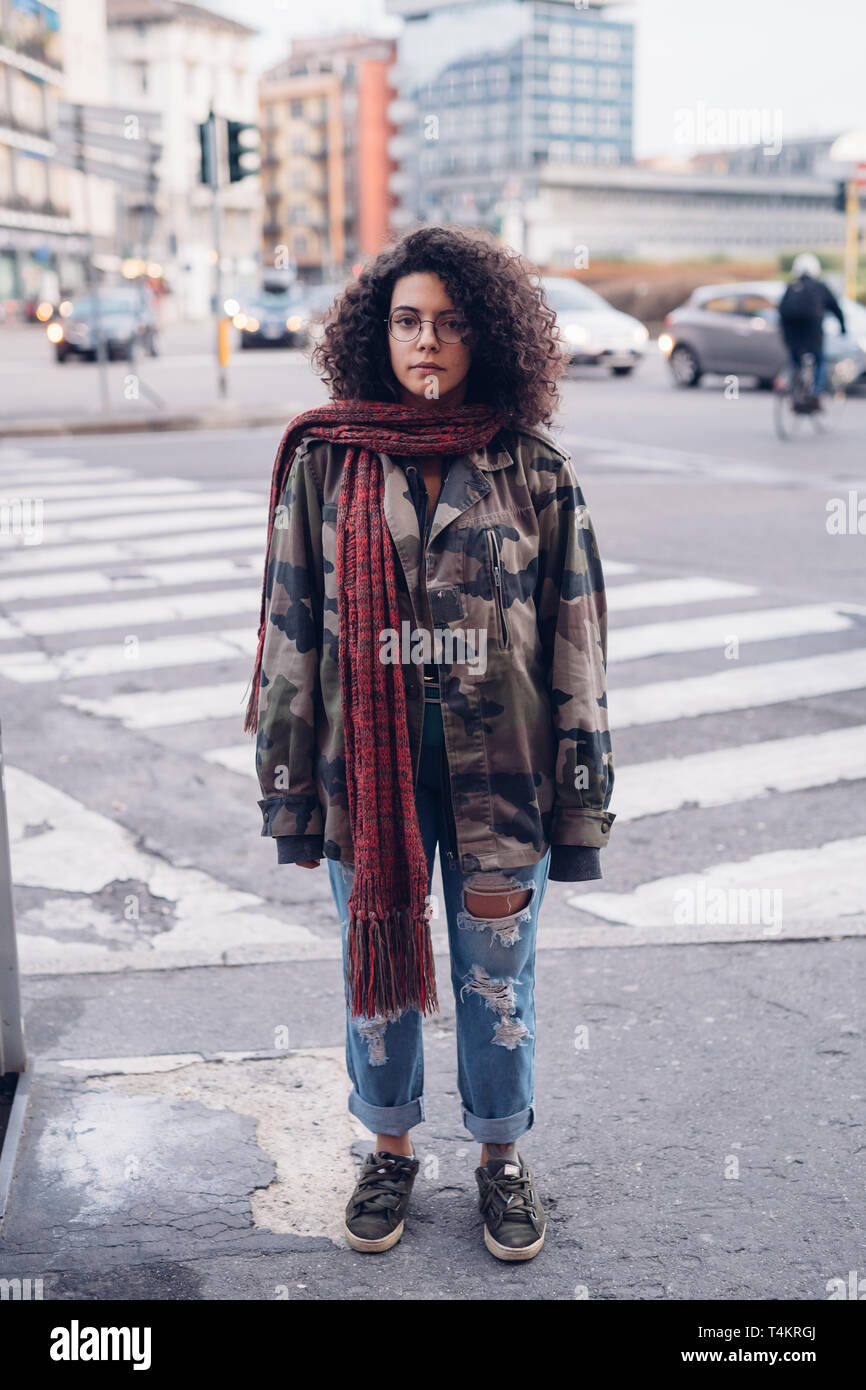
[386,272,473,407]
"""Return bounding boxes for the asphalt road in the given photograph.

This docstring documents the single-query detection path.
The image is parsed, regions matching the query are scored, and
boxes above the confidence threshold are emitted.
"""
[0,343,864,1300]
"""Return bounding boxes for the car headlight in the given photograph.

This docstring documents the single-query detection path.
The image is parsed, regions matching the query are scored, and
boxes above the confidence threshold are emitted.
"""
[657,333,674,355]
[563,322,588,344]
[632,324,649,344]
[286,315,303,331]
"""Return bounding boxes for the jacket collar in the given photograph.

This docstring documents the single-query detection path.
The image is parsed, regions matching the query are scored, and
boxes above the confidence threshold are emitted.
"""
[378,436,513,615]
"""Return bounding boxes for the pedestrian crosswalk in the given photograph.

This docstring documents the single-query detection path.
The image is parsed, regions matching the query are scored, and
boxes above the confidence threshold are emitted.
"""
[2,445,865,952]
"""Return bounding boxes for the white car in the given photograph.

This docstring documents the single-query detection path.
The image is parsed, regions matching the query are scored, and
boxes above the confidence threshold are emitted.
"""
[542,275,649,376]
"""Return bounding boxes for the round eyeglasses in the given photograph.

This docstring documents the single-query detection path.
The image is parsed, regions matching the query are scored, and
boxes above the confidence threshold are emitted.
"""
[385,310,470,344]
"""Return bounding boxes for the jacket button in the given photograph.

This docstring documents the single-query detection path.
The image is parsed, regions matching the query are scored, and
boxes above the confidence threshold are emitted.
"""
[406,682,419,698]
[263,810,269,821]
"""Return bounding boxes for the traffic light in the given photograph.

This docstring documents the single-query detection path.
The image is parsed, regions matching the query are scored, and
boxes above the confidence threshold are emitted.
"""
[834,179,847,213]
[198,115,216,186]
[227,121,260,182]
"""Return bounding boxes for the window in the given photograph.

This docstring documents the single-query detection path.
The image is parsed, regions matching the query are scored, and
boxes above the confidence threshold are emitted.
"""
[549,23,571,54]
[740,294,778,321]
[574,64,594,96]
[291,167,306,188]
[293,233,308,253]
[548,141,570,163]
[575,26,597,58]
[290,99,303,117]
[548,63,571,95]
[598,108,619,135]
[290,204,307,222]
[598,30,621,60]
[574,105,594,134]
[598,68,620,97]
[549,103,571,134]
[702,296,739,314]
[291,135,305,155]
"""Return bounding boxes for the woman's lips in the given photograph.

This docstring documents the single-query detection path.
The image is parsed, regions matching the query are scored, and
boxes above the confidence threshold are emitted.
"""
[411,363,444,370]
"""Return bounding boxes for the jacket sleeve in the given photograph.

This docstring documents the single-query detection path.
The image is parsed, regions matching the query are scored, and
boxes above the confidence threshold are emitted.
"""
[821,283,846,333]
[254,438,326,862]
[535,448,615,858]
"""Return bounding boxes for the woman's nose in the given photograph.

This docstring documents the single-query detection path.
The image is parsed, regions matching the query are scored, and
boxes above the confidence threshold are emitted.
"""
[416,320,439,349]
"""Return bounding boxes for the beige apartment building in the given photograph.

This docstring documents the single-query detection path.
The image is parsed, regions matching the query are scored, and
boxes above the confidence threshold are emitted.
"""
[259,34,396,282]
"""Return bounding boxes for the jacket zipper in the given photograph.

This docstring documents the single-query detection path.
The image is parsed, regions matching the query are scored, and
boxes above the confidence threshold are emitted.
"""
[417,462,458,869]
[486,528,511,649]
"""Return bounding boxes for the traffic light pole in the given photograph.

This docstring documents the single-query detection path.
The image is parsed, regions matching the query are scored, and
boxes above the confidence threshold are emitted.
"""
[203,110,228,400]
[844,172,862,301]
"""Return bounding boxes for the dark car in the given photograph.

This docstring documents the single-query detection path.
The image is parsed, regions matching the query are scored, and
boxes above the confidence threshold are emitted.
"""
[660,280,866,389]
[235,287,308,348]
[48,286,158,363]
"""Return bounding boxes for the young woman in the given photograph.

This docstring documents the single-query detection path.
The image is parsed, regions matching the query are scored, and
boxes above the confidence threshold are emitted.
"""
[244,226,615,1262]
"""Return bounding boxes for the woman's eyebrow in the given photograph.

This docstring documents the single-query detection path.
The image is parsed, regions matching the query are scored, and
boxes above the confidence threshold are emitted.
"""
[390,304,456,313]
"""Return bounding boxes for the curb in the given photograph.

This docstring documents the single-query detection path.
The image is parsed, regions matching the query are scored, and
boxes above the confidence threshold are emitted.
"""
[0,409,296,439]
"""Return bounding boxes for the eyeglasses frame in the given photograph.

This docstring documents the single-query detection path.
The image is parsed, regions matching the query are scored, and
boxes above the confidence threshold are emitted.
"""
[384,310,471,345]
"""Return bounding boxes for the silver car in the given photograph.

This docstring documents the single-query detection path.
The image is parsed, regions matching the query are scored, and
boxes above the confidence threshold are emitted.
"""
[660,280,866,389]
[541,276,650,377]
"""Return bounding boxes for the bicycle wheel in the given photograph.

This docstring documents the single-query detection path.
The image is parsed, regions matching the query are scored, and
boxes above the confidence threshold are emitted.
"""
[773,379,807,440]
[812,366,847,434]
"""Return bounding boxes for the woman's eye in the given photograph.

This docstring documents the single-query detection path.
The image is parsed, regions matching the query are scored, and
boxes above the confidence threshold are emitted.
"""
[394,314,418,327]
[441,317,466,332]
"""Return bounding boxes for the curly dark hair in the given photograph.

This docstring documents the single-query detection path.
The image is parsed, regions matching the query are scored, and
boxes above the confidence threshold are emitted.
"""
[311,225,566,426]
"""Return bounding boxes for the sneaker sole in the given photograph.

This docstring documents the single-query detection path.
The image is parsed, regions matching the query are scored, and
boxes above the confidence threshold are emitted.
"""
[483,1222,546,1262]
[344,1218,405,1253]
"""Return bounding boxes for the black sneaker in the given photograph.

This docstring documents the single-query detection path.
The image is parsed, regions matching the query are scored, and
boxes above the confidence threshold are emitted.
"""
[344,1150,420,1252]
[475,1151,547,1261]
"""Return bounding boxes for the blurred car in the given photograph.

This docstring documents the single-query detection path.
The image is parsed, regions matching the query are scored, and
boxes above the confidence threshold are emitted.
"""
[659,280,866,389]
[48,286,158,363]
[234,286,308,348]
[541,275,650,376]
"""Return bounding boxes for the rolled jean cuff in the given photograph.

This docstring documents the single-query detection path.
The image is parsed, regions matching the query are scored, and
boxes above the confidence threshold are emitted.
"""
[347,1088,426,1136]
[461,1103,535,1144]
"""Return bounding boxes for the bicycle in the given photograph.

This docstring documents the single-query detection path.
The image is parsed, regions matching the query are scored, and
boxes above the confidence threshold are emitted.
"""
[773,351,848,440]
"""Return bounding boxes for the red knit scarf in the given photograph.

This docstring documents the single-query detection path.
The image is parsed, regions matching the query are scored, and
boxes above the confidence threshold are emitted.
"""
[244,399,505,1021]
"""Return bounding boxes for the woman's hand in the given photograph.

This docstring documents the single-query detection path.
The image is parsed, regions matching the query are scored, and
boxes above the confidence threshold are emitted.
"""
[295,859,320,869]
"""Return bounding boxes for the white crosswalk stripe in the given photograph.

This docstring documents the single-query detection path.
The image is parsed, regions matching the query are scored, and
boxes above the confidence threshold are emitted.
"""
[610,650,866,727]
[2,445,865,951]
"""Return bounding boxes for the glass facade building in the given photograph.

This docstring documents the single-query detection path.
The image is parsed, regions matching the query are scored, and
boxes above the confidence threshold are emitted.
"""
[385,0,634,231]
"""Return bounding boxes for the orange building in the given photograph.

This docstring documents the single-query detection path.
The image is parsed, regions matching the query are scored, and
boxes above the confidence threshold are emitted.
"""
[259,34,397,280]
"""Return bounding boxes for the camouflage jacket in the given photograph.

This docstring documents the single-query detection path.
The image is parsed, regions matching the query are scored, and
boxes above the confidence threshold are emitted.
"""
[253,422,616,879]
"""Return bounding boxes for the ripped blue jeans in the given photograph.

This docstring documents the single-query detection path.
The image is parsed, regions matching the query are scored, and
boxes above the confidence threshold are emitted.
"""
[327,698,551,1144]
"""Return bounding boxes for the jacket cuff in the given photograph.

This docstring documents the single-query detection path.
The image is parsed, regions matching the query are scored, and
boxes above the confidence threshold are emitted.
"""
[549,844,602,882]
[549,806,615,850]
[275,834,324,865]
[258,794,323,839]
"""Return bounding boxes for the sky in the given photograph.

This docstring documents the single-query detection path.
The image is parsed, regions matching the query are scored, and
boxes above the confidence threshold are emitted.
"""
[212,0,866,161]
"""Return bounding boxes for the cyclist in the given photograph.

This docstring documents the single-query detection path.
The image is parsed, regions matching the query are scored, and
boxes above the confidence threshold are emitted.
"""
[777,252,846,401]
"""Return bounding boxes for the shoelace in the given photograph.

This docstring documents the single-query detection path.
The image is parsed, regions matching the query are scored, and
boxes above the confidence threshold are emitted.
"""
[351,1155,415,1216]
[479,1166,538,1229]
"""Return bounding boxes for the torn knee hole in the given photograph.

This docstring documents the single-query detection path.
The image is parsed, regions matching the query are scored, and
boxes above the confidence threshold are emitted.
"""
[356,1015,388,1066]
[459,964,533,1050]
[459,878,535,946]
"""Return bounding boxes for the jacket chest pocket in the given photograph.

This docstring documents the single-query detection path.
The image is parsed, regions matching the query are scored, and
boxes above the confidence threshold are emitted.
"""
[460,522,513,653]
[485,527,511,649]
